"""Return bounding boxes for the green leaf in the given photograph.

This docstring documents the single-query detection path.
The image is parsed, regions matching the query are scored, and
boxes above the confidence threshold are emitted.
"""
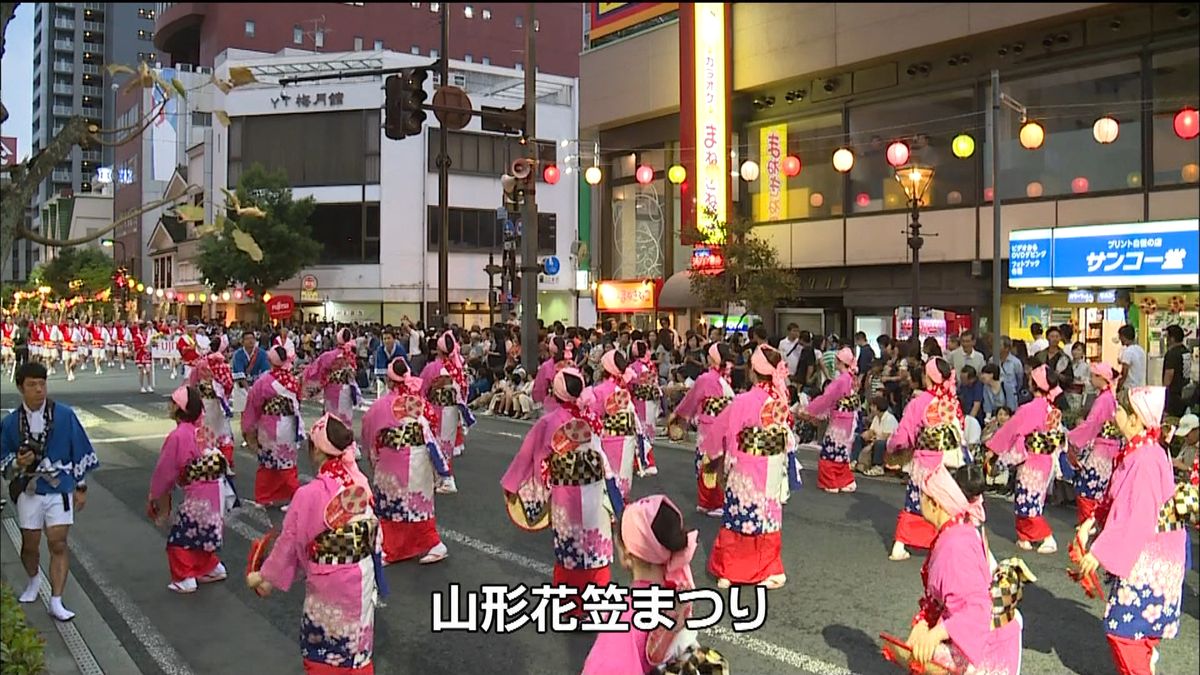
[106,64,136,77]
[176,204,205,222]
[232,228,264,262]
[171,78,189,100]
[227,66,258,87]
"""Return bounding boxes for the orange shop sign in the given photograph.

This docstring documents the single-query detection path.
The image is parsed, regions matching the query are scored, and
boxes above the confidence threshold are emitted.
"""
[596,280,658,311]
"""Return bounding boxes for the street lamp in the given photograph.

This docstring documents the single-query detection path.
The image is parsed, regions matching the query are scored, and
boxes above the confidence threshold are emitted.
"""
[895,164,934,341]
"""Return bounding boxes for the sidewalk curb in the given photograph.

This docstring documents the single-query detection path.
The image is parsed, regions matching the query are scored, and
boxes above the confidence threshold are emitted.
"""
[1,512,144,675]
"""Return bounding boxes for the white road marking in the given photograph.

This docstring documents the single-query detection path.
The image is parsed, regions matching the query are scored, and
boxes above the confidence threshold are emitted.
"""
[74,407,105,429]
[93,433,170,444]
[3,518,194,675]
[477,429,524,440]
[103,403,157,422]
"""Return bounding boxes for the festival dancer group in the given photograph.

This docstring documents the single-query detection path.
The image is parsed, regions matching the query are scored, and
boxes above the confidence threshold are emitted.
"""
[2,314,136,382]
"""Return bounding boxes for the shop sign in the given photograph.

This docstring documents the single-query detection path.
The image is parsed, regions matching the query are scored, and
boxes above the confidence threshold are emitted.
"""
[270,91,345,110]
[1066,289,1118,304]
[300,290,320,302]
[596,280,656,311]
[1009,219,1199,288]
[759,124,787,221]
[587,3,678,43]
[690,246,724,273]
[679,3,729,246]
[266,295,295,319]
[302,275,318,292]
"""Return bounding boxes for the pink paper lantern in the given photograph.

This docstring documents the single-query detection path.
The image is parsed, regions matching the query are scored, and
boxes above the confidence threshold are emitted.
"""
[983,187,994,202]
[1174,107,1199,140]
[809,192,824,208]
[855,192,871,207]
[885,141,910,168]
[782,155,801,177]
[1071,176,1089,194]
[635,165,654,185]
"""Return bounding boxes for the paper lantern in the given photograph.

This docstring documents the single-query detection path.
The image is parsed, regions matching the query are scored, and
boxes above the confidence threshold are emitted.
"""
[1019,121,1044,150]
[165,290,175,300]
[585,166,602,185]
[187,293,196,303]
[951,134,975,159]
[1126,172,1141,187]
[635,165,654,185]
[946,190,963,205]
[542,165,560,185]
[782,155,801,177]
[739,160,760,182]
[832,148,854,173]
[885,141,910,168]
[198,293,207,303]
[263,293,272,302]
[1174,107,1199,140]
[855,192,871,207]
[222,291,231,301]
[233,289,243,300]
[145,286,154,296]
[156,289,164,298]
[135,283,145,292]
[1182,163,1199,183]
[983,187,994,202]
[667,164,687,185]
[809,192,824,208]
[1071,176,1089,194]
[1026,181,1044,198]
[1092,116,1119,144]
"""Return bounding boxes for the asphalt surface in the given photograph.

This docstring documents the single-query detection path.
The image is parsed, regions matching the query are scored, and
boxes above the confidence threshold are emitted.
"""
[2,366,1198,675]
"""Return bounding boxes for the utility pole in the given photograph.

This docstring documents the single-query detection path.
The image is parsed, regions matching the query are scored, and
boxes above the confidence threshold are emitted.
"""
[519,2,539,370]
[436,1,451,328]
[990,70,1002,367]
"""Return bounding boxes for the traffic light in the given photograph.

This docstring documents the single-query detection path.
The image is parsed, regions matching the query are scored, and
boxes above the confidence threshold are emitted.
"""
[384,68,429,140]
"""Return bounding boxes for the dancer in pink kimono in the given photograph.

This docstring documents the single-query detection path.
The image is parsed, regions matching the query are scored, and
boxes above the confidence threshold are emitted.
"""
[189,339,237,472]
[361,357,450,565]
[582,494,714,675]
[703,344,802,590]
[1066,362,1121,525]
[500,366,624,611]
[420,331,476,494]
[532,336,571,415]
[800,347,861,493]
[582,350,639,501]
[304,328,360,428]
[148,386,231,593]
[885,357,968,561]
[896,456,1026,674]
[628,340,659,476]
[1076,386,1188,675]
[985,364,1065,554]
[242,345,303,506]
[247,414,383,675]
[669,342,735,517]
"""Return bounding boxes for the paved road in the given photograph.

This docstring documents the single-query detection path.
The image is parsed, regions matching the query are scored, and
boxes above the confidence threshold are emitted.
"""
[3,368,1198,675]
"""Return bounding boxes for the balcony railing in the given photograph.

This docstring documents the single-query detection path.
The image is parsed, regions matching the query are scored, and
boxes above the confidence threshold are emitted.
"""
[81,150,101,163]
[52,170,73,184]
[54,17,75,30]
[82,41,102,54]
[54,61,74,74]
[53,83,74,95]
[83,21,104,33]
[83,3,105,12]
[53,39,74,52]
[81,85,103,97]
[81,64,99,75]
[81,106,102,119]
[52,105,75,117]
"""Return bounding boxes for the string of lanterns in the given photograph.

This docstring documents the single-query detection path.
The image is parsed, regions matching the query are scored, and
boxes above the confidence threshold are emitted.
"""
[144,287,255,304]
[564,105,1198,186]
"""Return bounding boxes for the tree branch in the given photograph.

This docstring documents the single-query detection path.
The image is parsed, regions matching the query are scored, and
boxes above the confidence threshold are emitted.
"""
[12,186,199,248]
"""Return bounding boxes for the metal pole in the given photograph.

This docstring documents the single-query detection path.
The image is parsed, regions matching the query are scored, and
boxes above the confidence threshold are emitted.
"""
[990,69,1002,364]
[437,2,451,328]
[911,202,921,341]
[519,2,539,371]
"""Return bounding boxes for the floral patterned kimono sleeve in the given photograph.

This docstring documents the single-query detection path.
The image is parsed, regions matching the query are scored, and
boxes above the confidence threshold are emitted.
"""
[805,374,851,419]
[700,401,736,460]
[260,485,323,592]
[888,392,933,453]
[150,428,186,501]
[985,398,1047,467]
[925,526,993,665]
[1067,389,1116,450]
[1090,454,1165,578]
[302,351,335,390]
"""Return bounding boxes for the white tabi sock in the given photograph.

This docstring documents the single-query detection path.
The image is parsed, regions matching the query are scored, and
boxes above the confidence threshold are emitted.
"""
[19,575,40,603]
[49,596,75,621]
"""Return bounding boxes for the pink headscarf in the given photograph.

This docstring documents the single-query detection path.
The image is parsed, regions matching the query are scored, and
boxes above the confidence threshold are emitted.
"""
[1127,386,1166,433]
[925,357,964,426]
[205,351,235,393]
[310,414,371,494]
[267,344,294,368]
[552,366,584,402]
[385,356,423,394]
[707,342,724,368]
[750,344,789,403]
[911,450,986,525]
[171,385,191,411]
[1030,364,1062,402]
[1089,362,1117,392]
[601,350,632,384]
[835,347,857,375]
[438,331,468,398]
[620,495,698,591]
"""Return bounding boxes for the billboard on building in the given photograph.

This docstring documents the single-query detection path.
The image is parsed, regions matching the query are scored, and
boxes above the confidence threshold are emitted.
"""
[588,3,678,43]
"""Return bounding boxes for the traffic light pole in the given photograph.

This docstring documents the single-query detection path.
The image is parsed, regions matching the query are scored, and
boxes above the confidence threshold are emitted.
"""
[519,3,539,371]
[436,1,451,328]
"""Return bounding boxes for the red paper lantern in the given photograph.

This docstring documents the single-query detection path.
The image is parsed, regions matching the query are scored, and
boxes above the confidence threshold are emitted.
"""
[635,165,654,185]
[1175,107,1199,140]
[233,289,243,300]
[782,155,801,177]
[1071,176,1089,194]
[885,142,910,168]
[983,187,994,202]
[542,165,560,185]
[855,192,871,207]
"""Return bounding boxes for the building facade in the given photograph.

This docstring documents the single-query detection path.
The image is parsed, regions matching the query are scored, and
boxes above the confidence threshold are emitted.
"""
[153,2,582,77]
[578,2,1199,358]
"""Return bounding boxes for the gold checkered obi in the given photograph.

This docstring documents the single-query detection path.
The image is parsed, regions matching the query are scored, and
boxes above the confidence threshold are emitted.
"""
[603,411,637,437]
[1024,430,1065,455]
[377,423,426,449]
[836,394,862,413]
[633,384,658,401]
[263,396,296,417]
[430,386,457,407]
[197,381,217,399]
[547,448,607,486]
[702,396,732,417]
[310,518,378,565]
[1157,482,1200,533]
[182,453,226,484]
[328,368,355,385]
[919,423,963,453]
[737,425,790,457]
[990,559,1034,629]
[1099,420,1123,441]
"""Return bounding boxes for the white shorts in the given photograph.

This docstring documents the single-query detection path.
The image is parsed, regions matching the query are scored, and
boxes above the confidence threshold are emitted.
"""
[16,492,74,530]
[1,345,12,357]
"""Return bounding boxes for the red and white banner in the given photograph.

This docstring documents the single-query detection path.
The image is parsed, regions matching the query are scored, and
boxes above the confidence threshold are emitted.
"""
[266,295,296,320]
[0,136,16,167]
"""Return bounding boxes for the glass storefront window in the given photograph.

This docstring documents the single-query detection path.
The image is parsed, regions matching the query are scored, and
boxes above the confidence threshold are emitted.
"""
[848,89,978,212]
[747,113,844,221]
[985,58,1142,200]
[611,181,666,279]
[1152,48,1200,187]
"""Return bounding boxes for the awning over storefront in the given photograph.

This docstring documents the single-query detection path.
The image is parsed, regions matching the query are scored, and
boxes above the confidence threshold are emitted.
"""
[658,270,711,309]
